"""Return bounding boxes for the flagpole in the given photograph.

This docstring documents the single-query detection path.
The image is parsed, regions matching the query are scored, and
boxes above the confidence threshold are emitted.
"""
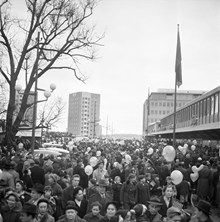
[173,24,182,148]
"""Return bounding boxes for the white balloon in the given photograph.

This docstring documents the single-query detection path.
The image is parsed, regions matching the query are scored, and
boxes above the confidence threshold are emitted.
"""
[89,156,98,167]
[84,165,93,176]
[0,169,2,180]
[190,172,199,182]
[18,143,23,149]
[147,148,154,155]
[191,145,196,151]
[162,146,176,162]
[171,170,183,185]
[96,150,101,157]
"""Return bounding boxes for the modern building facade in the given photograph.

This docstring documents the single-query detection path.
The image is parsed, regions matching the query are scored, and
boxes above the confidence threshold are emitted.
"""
[68,92,101,138]
[143,89,206,136]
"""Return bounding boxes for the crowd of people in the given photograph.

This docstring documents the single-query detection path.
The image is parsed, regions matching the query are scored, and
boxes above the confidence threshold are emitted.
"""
[0,138,219,222]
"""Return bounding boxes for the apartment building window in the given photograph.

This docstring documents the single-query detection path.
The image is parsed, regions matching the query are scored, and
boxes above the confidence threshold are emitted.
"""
[151,102,154,106]
[159,110,161,114]
[163,110,166,115]
[167,102,170,107]
[155,102,158,106]
[163,102,166,107]
[155,110,158,114]
[151,110,154,114]
[159,102,162,106]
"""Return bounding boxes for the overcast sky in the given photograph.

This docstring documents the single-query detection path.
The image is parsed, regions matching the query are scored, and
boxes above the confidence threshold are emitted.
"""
[11,0,220,135]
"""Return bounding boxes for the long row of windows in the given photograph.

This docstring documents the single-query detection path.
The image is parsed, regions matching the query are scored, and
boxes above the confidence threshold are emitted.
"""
[160,91,220,130]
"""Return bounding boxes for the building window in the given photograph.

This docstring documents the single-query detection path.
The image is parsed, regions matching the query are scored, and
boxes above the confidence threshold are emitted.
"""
[155,110,158,114]
[167,102,170,107]
[163,110,166,115]
[159,110,161,114]
[159,102,162,106]
[163,102,166,107]
[155,102,158,106]
[151,102,154,106]
[151,110,154,114]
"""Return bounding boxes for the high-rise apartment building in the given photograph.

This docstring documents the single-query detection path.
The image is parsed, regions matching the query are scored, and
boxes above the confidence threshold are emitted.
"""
[143,89,206,136]
[68,92,101,137]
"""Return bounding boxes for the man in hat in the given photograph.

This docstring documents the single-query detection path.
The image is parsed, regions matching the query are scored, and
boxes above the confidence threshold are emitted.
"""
[87,179,112,216]
[146,196,163,222]
[36,198,55,222]
[20,203,37,222]
[28,183,44,205]
[190,200,213,222]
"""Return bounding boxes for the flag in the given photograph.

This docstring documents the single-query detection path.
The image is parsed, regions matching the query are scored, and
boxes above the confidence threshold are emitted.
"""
[175,25,182,87]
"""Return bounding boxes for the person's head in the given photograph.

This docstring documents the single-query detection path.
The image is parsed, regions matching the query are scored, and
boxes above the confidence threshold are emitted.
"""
[166,176,172,185]
[73,186,84,201]
[98,160,104,169]
[195,200,211,219]
[88,179,96,188]
[16,180,25,193]
[167,207,182,222]
[31,183,44,200]
[96,179,107,194]
[37,198,49,215]
[133,204,147,217]
[147,196,162,215]
[91,201,102,216]
[20,203,37,222]
[44,186,52,198]
[65,205,78,220]
[6,192,19,209]
[138,175,146,183]
[105,202,117,218]
[71,174,80,188]
[127,174,136,183]
[48,174,58,184]
[163,185,174,198]
[114,176,121,184]
[116,209,131,222]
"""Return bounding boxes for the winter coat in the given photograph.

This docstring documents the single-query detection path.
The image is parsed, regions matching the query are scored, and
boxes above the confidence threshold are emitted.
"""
[120,181,136,206]
[135,182,150,205]
[1,204,21,222]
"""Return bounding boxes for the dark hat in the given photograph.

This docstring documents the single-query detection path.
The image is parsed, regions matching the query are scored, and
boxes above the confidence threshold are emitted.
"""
[147,196,163,206]
[89,178,97,186]
[31,183,44,194]
[133,204,147,217]
[5,192,19,202]
[167,207,181,218]
[22,203,37,214]
[37,198,50,206]
[65,204,78,212]
[97,179,108,187]
[138,175,145,180]
[196,200,211,215]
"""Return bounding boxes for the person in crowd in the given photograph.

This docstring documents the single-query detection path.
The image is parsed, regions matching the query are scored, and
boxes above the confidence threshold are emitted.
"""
[120,174,137,210]
[28,183,44,205]
[115,209,132,222]
[57,204,86,222]
[110,163,125,184]
[44,166,54,186]
[1,161,15,188]
[21,168,33,192]
[87,179,113,216]
[190,200,213,222]
[30,159,45,186]
[112,176,122,209]
[73,159,88,189]
[0,192,22,222]
[42,186,56,216]
[61,174,80,209]
[196,161,212,200]
[36,198,55,222]
[73,186,88,218]
[98,202,118,222]
[146,196,163,222]
[83,201,103,222]
[57,170,68,190]
[166,207,182,222]
[132,204,148,222]
[159,185,174,219]
[15,180,31,205]
[9,161,20,184]
[93,160,108,183]
[48,173,63,198]
[20,202,37,222]
[86,179,97,199]
[135,175,150,206]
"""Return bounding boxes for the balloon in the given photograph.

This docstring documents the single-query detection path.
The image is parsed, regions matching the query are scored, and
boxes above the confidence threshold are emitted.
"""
[192,166,198,173]
[191,145,196,151]
[171,170,183,185]
[87,147,91,152]
[89,156,98,167]
[0,169,2,180]
[84,165,93,176]
[18,143,23,149]
[183,144,188,149]
[147,148,154,155]
[96,150,101,157]
[162,146,176,162]
[190,172,199,182]
[125,154,131,162]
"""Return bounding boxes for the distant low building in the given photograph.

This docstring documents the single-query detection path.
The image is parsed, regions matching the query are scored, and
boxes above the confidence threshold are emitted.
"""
[143,89,206,136]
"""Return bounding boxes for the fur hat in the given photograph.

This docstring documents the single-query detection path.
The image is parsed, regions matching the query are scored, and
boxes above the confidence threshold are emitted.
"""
[133,204,147,216]
[22,203,37,214]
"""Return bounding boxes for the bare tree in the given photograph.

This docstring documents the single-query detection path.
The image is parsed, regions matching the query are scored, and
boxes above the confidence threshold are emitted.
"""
[0,0,103,147]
